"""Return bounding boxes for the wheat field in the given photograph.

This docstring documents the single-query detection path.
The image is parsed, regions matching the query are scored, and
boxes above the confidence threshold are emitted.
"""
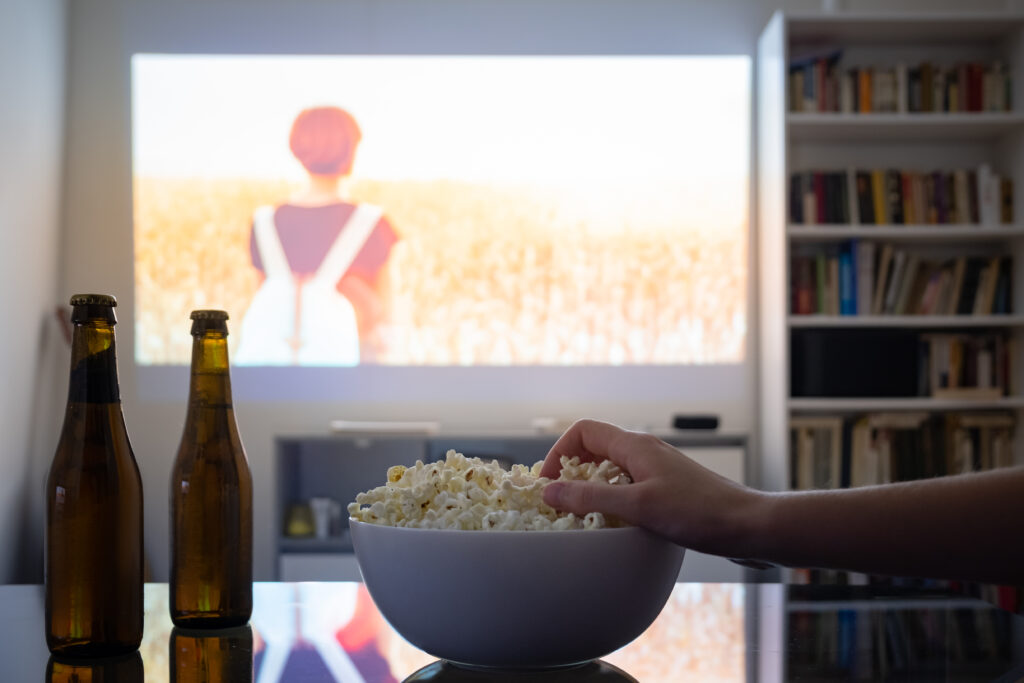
[134,177,746,365]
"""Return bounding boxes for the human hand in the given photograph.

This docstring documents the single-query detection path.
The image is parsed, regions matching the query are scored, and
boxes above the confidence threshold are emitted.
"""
[541,419,765,559]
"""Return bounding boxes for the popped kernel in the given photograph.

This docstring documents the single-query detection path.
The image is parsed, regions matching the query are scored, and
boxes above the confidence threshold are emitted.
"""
[347,449,631,530]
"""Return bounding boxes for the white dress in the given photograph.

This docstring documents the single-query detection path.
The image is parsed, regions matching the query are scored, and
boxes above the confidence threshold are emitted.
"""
[235,203,382,366]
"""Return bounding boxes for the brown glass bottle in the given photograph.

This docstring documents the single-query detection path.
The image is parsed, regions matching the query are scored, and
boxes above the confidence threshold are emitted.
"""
[47,652,144,683]
[170,310,253,628]
[170,625,254,682]
[45,294,144,658]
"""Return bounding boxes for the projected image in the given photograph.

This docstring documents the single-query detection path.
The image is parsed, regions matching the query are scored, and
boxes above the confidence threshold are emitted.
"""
[132,55,749,366]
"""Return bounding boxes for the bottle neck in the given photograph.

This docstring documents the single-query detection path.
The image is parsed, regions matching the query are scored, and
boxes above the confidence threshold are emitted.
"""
[186,329,233,410]
[67,320,120,404]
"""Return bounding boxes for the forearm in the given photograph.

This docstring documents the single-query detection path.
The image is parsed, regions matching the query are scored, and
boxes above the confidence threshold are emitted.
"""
[743,467,1024,585]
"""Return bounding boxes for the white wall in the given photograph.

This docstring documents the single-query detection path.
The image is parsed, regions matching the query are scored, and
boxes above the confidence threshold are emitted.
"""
[0,0,66,584]
[54,0,1012,583]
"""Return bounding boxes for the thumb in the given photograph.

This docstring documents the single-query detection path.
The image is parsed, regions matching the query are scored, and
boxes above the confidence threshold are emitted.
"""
[544,481,631,521]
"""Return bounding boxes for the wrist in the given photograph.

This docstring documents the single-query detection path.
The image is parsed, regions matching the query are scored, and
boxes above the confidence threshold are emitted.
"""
[730,490,778,562]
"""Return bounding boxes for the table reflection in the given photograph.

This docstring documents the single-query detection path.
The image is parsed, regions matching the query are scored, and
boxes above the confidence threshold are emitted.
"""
[171,625,253,682]
[403,659,638,682]
[27,582,1024,682]
[134,583,746,682]
[46,651,144,683]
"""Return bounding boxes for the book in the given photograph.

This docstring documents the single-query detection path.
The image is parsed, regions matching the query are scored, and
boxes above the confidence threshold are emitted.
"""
[973,256,1002,315]
[956,258,985,315]
[945,256,967,316]
[886,169,904,224]
[858,68,872,113]
[816,252,828,313]
[872,244,894,314]
[883,250,908,314]
[977,164,999,226]
[953,170,971,224]
[814,172,826,224]
[855,241,875,316]
[846,168,860,224]
[839,245,856,315]
[795,257,814,314]
[803,174,818,225]
[790,172,804,223]
[934,171,948,224]
[829,256,840,315]
[916,266,943,315]
[901,172,915,224]
[871,170,888,224]
[893,253,920,315]
[924,173,938,223]
[991,256,1012,314]
[928,267,953,316]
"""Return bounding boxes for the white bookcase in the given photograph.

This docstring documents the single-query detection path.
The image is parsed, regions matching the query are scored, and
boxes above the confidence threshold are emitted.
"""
[757,10,1024,495]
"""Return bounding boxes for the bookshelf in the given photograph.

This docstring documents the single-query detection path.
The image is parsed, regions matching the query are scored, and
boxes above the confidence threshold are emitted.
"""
[758,13,1024,675]
[759,10,1024,494]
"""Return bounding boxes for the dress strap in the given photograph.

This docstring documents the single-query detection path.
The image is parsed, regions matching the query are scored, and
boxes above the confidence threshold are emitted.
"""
[252,206,291,279]
[311,204,384,286]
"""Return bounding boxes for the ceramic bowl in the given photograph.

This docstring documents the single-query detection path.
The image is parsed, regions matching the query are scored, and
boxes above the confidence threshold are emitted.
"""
[349,520,685,669]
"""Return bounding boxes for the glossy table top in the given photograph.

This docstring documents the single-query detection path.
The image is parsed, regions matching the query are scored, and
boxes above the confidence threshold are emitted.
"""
[4,582,1022,682]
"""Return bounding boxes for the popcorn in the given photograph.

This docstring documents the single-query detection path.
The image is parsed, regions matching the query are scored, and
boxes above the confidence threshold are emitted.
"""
[348,449,631,530]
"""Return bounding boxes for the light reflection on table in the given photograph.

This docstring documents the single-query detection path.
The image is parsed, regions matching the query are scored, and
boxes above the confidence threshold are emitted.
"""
[136,582,746,682]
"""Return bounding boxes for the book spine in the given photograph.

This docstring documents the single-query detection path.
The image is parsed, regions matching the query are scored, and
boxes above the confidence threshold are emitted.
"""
[839,245,856,316]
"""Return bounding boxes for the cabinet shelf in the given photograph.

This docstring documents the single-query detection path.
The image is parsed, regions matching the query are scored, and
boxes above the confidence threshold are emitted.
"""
[278,535,352,554]
[789,315,1024,328]
[788,225,1024,242]
[787,113,1024,142]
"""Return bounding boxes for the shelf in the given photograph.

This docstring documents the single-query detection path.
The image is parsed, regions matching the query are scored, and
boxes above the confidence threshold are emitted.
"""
[786,13,1024,44]
[787,598,990,612]
[789,315,1024,328]
[788,225,1024,242]
[787,113,1024,142]
[279,535,352,554]
[788,397,1024,413]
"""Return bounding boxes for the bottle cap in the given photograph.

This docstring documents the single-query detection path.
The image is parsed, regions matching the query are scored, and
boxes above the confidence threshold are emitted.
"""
[70,293,117,307]
[190,309,229,321]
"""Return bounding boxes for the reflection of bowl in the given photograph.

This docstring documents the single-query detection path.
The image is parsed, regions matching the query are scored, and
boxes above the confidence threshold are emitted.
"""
[349,520,685,669]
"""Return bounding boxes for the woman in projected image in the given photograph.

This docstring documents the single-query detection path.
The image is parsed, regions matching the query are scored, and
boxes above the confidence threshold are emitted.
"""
[236,106,399,366]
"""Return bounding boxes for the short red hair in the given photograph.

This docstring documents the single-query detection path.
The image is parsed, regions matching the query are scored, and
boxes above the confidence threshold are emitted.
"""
[289,106,362,175]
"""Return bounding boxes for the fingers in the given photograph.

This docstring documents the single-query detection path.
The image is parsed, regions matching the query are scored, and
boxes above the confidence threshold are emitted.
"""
[539,419,631,479]
[543,480,637,523]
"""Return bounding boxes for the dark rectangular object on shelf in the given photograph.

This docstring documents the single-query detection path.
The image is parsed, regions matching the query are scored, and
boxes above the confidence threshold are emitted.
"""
[791,329,919,397]
[672,415,720,431]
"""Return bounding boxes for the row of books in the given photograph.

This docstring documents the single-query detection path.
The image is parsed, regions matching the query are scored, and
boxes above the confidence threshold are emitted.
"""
[789,53,1012,113]
[791,242,1014,317]
[789,412,1016,492]
[787,605,1016,678]
[789,165,1013,226]
[921,333,1016,399]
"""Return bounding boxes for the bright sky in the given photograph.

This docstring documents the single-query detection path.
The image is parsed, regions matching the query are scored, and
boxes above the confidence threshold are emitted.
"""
[131,54,750,187]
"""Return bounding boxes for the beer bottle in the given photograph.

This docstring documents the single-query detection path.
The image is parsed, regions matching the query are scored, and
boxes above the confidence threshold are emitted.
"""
[170,625,253,682]
[47,652,144,683]
[45,294,144,657]
[170,310,253,628]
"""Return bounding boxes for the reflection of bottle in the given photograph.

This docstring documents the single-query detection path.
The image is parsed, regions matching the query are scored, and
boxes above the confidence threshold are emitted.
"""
[47,651,144,683]
[170,310,253,628]
[46,294,144,657]
[170,625,254,683]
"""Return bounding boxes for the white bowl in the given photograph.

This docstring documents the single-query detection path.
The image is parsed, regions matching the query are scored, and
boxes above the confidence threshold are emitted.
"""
[349,520,685,669]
